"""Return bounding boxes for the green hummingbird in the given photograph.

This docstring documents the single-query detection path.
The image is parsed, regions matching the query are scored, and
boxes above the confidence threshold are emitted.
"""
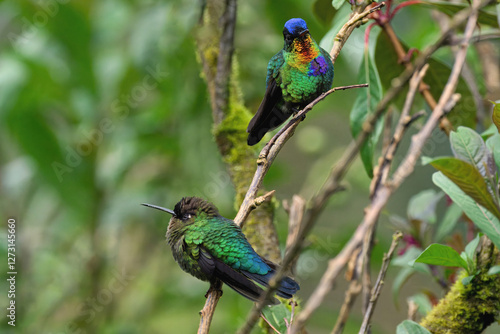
[142,197,299,304]
[247,18,334,145]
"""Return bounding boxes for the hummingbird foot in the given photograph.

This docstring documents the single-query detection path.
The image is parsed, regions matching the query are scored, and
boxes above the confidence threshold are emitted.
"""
[205,279,223,298]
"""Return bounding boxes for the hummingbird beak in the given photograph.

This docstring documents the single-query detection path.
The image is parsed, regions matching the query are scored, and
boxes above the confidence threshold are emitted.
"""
[141,203,176,216]
[299,29,309,37]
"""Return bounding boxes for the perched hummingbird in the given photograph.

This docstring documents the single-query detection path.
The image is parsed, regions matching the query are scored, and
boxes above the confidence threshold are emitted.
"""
[142,197,299,304]
[247,18,334,146]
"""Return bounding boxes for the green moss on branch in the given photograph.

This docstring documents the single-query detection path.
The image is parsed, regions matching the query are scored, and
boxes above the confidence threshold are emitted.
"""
[421,247,500,334]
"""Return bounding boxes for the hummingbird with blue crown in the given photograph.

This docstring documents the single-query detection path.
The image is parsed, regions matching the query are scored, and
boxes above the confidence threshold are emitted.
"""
[247,18,334,146]
[142,197,299,304]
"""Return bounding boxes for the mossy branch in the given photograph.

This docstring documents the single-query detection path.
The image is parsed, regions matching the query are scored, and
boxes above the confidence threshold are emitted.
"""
[195,1,280,333]
[420,239,500,333]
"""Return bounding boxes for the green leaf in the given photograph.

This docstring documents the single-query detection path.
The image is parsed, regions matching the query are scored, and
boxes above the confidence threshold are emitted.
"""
[486,133,500,169]
[413,244,468,269]
[421,156,433,165]
[426,58,476,129]
[497,3,500,28]
[433,172,500,250]
[430,157,500,219]
[394,246,432,274]
[392,266,416,307]
[46,5,96,94]
[461,275,475,285]
[408,190,443,224]
[374,34,476,129]
[461,234,480,274]
[350,49,383,177]
[450,127,495,179]
[313,0,337,25]
[374,32,408,106]
[491,100,500,133]
[261,303,291,333]
[397,320,432,334]
[417,1,499,27]
[488,265,500,275]
[481,124,498,140]
[331,0,345,10]
[6,101,94,217]
[464,234,480,263]
[436,203,463,242]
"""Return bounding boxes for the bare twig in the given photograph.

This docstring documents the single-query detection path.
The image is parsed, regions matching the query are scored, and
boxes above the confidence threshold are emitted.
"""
[251,190,276,210]
[285,195,307,271]
[331,2,386,62]
[476,41,500,100]
[198,281,223,334]
[289,0,485,331]
[359,231,403,333]
[408,299,418,321]
[331,280,362,334]
[361,220,374,321]
[370,64,430,197]
[260,314,281,334]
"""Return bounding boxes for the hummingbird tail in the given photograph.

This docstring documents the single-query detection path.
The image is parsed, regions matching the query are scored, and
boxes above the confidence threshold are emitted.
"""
[241,269,300,300]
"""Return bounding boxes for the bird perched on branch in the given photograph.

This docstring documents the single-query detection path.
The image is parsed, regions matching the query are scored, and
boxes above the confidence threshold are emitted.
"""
[142,197,299,304]
[247,18,334,146]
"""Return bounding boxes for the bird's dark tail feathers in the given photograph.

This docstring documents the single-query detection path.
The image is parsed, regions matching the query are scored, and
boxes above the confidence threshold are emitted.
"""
[241,268,300,300]
[247,106,290,146]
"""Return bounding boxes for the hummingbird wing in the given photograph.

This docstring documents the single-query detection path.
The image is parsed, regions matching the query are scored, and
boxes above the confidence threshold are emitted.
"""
[190,216,299,302]
[196,247,279,304]
[247,51,289,146]
[246,78,289,146]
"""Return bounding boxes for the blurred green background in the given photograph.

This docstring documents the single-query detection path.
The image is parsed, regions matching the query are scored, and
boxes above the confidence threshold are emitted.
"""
[0,0,498,333]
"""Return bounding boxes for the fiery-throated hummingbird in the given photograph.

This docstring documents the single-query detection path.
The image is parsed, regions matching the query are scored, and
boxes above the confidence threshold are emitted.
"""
[142,197,299,304]
[247,18,334,145]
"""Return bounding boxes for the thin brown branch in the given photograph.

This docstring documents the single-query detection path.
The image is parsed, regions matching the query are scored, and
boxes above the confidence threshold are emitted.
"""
[285,195,307,271]
[361,221,375,321]
[332,251,363,334]
[260,314,281,334]
[331,2,386,62]
[331,280,362,334]
[290,0,485,330]
[234,84,368,228]
[198,281,223,334]
[359,231,403,334]
[408,300,418,321]
[260,84,369,159]
[370,64,430,197]
[381,107,393,155]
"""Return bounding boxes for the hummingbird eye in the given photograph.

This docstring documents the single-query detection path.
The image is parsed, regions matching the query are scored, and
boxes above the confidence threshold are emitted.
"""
[182,213,193,220]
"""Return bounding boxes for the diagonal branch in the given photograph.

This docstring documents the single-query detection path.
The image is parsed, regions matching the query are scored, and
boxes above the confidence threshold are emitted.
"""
[234,83,368,228]
[359,231,403,333]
